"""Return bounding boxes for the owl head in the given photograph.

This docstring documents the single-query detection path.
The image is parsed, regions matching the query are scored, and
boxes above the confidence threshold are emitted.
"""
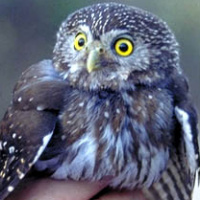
[53,3,180,91]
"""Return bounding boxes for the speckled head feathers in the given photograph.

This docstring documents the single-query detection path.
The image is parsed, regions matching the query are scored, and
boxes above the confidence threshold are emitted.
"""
[53,3,180,91]
[63,3,175,41]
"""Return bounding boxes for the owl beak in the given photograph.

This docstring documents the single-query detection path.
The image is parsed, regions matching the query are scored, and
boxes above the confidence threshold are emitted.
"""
[86,47,103,73]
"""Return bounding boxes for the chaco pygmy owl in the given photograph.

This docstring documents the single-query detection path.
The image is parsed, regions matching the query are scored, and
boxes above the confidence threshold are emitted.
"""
[0,3,199,200]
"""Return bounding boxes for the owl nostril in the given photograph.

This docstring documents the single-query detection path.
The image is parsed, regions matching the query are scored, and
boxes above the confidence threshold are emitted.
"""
[99,48,104,54]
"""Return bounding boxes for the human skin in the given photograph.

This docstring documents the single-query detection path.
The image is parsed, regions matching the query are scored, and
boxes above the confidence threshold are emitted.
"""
[6,178,146,200]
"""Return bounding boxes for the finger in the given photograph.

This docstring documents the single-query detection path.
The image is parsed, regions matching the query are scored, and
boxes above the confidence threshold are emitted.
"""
[6,178,109,200]
[98,190,147,200]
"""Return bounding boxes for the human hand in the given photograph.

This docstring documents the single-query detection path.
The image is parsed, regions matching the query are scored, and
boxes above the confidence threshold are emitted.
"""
[6,178,146,200]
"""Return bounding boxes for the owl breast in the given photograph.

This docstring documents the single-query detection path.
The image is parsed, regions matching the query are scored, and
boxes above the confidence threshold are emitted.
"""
[51,87,174,189]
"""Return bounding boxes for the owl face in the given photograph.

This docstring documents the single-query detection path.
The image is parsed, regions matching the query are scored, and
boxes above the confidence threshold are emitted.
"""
[53,3,179,91]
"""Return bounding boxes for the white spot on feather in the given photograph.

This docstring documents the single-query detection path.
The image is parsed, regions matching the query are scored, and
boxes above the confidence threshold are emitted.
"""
[18,97,22,102]
[17,168,25,180]
[116,108,120,114]
[3,141,7,147]
[148,95,153,99]
[7,185,14,192]
[79,102,84,107]
[18,135,22,140]
[37,105,45,111]
[61,135,67,140]
[9,124,14,129]
[29,97,34,102]
[9,146,15,154]
[104,112,109,118]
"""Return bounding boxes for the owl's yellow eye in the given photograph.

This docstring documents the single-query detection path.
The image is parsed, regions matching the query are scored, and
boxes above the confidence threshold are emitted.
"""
[74,33,87,51]
[114,38,134,57]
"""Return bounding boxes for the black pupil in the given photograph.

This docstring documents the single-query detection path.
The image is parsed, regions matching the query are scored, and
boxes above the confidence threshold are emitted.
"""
[119,43,128,52]
[78,38,85,47]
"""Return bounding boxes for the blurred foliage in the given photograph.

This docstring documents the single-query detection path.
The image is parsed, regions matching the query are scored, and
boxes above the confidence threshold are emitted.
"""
[0,0,200,121]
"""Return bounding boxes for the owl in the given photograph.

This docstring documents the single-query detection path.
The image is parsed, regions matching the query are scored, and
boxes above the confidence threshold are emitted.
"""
[0,3,199,200]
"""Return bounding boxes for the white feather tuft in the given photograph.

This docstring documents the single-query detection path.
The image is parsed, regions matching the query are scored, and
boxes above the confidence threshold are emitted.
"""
[32,131,53,164]
[192,168,200,200]
[175,107,197,173]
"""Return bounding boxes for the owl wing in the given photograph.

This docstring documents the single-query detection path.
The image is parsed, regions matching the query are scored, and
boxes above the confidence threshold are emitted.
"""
[0,60,67,200]
[143,71,200,200]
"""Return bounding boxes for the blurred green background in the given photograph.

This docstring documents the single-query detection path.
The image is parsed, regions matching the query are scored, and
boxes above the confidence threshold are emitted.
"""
[0,0,200,120]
